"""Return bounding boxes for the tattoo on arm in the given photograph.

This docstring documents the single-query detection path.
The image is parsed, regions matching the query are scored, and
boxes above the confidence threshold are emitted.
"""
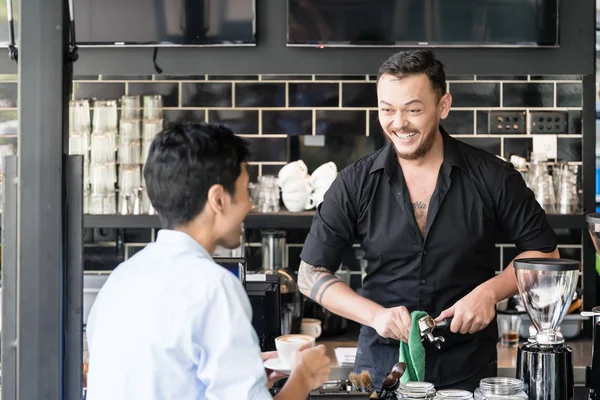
[317,279,343,304]
[298,261,344,304]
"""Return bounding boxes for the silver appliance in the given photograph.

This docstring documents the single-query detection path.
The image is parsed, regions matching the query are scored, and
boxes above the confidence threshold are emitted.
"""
[260,230,302,335]
[514,258,579,400]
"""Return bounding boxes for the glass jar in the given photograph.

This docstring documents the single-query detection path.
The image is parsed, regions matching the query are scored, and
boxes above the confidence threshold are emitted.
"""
[473,377,528,400]
[435,389,473,399]
[396,381,436,399]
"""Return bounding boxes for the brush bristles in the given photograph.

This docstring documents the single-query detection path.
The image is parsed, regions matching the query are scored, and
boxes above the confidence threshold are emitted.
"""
[348,372,361,391]
[359,370,374,392]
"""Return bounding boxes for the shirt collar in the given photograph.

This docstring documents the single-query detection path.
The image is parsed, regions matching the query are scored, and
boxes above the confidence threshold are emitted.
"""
[369,125,467,175]
[155,229,213,260]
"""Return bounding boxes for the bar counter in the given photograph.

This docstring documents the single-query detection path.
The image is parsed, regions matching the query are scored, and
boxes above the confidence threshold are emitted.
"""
[317,338,592,385]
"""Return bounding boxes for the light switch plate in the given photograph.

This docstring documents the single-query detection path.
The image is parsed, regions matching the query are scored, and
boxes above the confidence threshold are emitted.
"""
[532,134,557,160]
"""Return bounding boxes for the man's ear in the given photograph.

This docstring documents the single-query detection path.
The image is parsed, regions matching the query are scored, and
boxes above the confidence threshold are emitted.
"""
[206,184,225,213]
[206,184,234,214]
[439,93,452,119]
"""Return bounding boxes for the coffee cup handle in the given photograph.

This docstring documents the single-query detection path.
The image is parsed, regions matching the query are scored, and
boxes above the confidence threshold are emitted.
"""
[313,323,322,338]
[305,194,315,210]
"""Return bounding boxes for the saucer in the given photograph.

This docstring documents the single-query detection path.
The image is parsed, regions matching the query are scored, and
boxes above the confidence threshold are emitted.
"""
[264,357,291,375]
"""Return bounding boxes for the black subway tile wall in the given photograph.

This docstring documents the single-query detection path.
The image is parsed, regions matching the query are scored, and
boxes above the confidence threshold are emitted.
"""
[65,74,584,278]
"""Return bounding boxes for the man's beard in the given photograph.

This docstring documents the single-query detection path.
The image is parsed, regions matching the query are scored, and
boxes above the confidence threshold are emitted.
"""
[383,128,437,160]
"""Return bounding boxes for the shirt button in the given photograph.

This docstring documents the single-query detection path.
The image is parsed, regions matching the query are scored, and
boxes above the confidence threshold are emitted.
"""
[422,250,427,255]
[420,279,427,285]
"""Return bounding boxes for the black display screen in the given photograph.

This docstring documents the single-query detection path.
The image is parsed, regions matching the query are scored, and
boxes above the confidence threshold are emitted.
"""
[0,0,255,46]
[287,0,559,47]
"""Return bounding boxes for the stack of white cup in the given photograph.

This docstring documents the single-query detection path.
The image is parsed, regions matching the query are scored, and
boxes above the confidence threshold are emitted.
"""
[278,160,314,212]
[277,160,338,212]
[309,162,337,206]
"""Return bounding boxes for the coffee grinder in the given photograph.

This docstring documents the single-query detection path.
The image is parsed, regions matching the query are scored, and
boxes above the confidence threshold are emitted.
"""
[514,258,579,400]
[581,213,600,399]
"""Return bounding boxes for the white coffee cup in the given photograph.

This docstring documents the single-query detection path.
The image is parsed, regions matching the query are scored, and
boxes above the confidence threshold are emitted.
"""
[281,177,312,195]
[312,187,329,206]
[310,162,337,186]
[312,176,335,193]
[275,334,315,369]
[283,191,315,212]
[278,160,308,188]
[300,318,322,338]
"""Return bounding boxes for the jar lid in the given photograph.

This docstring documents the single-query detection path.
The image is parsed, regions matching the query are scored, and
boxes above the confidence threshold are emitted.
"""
[434,389,473,399]
[398,381,436,398]
[513,258,579,272]
[479,377,525,395]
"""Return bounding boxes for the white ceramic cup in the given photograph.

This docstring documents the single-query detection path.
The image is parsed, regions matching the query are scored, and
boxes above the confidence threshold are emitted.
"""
[300,318,322,338]
[312,187,329,206]
[281,177,312,195]
[282,191,315,212]
[312,177,335,193]
[278,160,308,188]
[275,334,315,369]
[310,162,337,185]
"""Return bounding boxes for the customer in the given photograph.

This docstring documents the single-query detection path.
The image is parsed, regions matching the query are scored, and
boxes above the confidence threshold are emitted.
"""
[86,123,330,399]
[298,49,559,390]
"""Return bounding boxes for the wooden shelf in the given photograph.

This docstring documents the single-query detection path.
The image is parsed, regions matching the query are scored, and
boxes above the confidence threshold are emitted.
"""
[83,212,585,230]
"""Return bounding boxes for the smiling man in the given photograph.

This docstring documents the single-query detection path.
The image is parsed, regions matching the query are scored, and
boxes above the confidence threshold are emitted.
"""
[297,49,559,390]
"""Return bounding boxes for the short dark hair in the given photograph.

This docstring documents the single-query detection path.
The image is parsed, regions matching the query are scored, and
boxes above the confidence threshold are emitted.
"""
[143,122,250,228]
[377,49,446,98]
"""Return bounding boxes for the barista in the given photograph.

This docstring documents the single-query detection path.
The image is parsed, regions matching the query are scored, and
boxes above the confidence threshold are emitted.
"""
[298,49,559,390]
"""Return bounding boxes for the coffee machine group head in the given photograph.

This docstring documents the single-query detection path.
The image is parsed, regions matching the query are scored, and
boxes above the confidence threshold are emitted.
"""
[514,258,579,400]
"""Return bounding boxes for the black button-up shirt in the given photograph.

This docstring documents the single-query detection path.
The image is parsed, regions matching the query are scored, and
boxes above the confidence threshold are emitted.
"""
[300,127,556,387]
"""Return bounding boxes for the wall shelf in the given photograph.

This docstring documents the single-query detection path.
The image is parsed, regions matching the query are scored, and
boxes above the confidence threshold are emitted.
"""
[83,212,585,230]
[83,211,317,230]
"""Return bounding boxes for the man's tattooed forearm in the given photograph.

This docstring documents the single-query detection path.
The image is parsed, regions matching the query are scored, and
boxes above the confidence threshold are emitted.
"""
[309,274,338,300]
[298,261,343,304]
[298,262,328,291]
[317,279,343,304]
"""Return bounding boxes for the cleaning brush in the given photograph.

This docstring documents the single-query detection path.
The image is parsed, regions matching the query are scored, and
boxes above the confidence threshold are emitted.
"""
[359,370,375,393]
[348,372,362,391]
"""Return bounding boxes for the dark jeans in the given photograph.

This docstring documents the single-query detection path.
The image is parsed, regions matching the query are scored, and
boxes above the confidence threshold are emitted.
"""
[435,361,498,392]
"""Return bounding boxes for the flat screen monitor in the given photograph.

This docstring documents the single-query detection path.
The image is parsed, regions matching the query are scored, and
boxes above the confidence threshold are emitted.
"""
[287,0,559,48]
[0,0,256,47]
[214,257,247,283]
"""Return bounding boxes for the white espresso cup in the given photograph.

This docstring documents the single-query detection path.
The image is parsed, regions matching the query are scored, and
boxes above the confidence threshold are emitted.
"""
[281,176,312,194]
[278,160,308,188]
[275,334,315,369]
[310,162,337,186]
[300,318,322,338]
[282,190,315,212]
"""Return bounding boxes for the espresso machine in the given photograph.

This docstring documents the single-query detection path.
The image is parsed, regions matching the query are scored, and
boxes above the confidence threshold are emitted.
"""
[260,230,303,335]
[581,213,600,399]
[514,258,579,400]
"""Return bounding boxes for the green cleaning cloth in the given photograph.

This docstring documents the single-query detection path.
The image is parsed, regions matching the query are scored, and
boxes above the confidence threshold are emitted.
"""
[399,310,428,383]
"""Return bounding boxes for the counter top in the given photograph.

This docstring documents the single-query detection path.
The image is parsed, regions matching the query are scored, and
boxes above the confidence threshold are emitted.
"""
[317,338,592,384]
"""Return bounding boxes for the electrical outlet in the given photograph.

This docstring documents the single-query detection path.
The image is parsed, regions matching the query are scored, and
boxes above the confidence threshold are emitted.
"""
[529,111,568,134]
[488,111,526,134]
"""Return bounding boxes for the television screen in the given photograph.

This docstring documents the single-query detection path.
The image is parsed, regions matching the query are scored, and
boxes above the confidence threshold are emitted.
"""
[214,257,247,283]
[0,0,255,47]
[287,0,559,47]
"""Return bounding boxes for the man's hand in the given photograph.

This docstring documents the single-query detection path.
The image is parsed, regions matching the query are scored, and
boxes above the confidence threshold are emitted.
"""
[370,306,412,343]
[262,351,286,389]
[435,286,497,334]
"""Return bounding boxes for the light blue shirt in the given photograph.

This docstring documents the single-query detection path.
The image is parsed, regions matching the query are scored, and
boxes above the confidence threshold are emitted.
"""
[86,229,273,400]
